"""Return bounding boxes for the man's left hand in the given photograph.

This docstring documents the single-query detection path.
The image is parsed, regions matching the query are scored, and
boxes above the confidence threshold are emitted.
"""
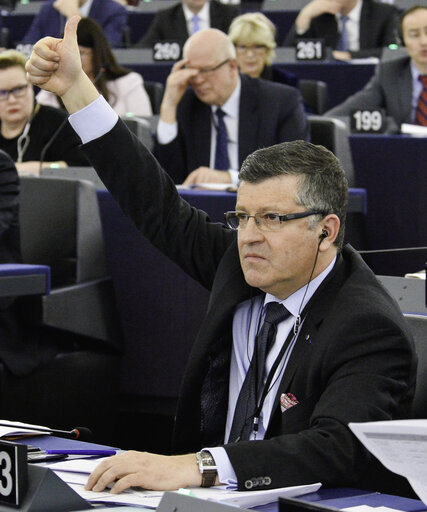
[85,451,202,494]
[182,167,232,187]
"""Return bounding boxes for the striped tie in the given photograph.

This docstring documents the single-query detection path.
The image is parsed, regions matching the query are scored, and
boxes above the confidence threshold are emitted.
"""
[415,75,427,126]
[336,15,349,51]
[191,15,200,34]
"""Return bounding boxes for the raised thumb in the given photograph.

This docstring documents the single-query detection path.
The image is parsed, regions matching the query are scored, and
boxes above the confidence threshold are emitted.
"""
[63,15,81,48]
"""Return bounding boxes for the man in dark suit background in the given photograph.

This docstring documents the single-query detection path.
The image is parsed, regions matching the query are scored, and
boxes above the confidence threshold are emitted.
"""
[325,6,427,128]
[156,28,307,185]
[135,0,239,48]
[23,0,128,47]
[284,0,398,60]
[27,16,416,497]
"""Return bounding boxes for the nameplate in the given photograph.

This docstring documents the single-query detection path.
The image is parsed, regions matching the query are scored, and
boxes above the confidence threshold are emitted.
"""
[152,41,181,61]
[350,109,386,133]
[295,39,326,61]
[0,440,28,507]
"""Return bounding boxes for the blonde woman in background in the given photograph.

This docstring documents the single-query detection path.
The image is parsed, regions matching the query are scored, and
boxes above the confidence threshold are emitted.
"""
[0,49,88,174]
[228,12,299,87]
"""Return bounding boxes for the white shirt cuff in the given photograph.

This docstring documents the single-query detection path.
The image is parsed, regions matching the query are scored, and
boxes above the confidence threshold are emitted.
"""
[157,118,178,145]
[68,95,118,144]
[205,447,237,490]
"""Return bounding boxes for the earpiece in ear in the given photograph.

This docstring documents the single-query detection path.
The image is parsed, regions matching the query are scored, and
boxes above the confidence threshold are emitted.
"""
[320,229,328,240]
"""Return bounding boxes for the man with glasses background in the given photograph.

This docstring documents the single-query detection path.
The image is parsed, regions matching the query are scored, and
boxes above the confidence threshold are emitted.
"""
[27,16,415,497]
[155,27,307,186]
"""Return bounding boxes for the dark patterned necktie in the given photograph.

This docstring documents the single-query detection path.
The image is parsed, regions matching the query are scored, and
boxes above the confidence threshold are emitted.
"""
[227,302,291,442]
[336,16,349,51]
[415,75,427,126]
[214,108,230,171]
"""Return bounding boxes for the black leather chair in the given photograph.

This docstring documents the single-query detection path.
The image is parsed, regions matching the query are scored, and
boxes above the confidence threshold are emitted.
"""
[404,313,427,419]
[144,80,164,115]
[308,115,355,187]
[0,176,122,444]
[299,79,329,115]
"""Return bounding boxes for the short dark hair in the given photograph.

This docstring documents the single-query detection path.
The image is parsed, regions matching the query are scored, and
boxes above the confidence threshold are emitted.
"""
[399,5,427,44]
[238,140,348,248]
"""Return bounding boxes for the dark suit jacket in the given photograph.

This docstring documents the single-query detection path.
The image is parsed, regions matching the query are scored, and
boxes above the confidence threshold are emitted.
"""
[0,151,20,267]
[155,74,308,183]
[82,118,416,495]
[284,0,398,58]
[23,0,128,47]
[325,56,413,127]
[0,151,41,377]
[136,0,240,48]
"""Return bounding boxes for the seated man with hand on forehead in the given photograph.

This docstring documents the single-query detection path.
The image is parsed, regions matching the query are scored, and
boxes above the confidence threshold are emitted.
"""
[155,28,307,187]
[26,16,416,497]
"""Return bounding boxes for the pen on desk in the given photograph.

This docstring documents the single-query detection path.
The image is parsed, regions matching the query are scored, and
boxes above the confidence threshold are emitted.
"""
[45,449,117,456]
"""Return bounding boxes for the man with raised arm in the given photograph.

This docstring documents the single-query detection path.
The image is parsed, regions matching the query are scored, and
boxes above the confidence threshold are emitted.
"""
[26,17,415,497]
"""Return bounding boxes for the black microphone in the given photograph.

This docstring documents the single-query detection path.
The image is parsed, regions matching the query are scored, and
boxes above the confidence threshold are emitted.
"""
[0,422,93,441]
[38,114,70,174]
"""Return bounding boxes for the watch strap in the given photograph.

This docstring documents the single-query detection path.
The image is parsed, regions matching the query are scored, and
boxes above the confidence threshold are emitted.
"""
[201,468,217,487]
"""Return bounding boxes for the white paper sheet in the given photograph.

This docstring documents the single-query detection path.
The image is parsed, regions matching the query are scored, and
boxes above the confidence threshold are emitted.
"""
[349,419,427,505]
[0,419,52,437]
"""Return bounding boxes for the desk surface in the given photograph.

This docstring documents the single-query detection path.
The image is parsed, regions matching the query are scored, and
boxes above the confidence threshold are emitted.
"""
[16,436,427,512]
[0,263,50,297]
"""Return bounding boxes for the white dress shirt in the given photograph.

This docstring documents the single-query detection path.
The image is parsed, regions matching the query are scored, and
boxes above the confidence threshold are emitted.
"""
[336,0,362,52]
[79,0,93,17]
[207,257,336,488]
[182,2,210,34]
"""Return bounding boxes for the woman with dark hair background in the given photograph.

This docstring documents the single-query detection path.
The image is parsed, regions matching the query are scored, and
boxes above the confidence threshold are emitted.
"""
[37,17,152,117]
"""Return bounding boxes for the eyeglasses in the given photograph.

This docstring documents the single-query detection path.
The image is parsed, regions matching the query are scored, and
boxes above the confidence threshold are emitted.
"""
[0,84,28,101]
[189,58,230,76]
[235,45,267,55]
[225,210,324,232]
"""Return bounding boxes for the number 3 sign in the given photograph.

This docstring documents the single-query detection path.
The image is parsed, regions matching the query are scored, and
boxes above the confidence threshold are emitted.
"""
[0,441,27,506]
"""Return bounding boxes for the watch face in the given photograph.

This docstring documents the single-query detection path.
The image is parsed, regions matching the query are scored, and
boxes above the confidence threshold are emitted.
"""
[198,451,216,468]
[201,454,216,467]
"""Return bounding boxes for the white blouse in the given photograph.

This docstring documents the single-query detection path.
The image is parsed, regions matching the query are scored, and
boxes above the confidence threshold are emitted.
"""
[36,71,153,117]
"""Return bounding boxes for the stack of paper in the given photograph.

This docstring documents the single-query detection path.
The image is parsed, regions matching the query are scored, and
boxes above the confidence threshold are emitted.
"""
[0,419,52,439]
[349,419,427,505]
[44,457,321,509]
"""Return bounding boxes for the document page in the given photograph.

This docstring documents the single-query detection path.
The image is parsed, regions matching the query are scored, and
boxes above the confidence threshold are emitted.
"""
[0,419,51,438]
[349,419,427,505]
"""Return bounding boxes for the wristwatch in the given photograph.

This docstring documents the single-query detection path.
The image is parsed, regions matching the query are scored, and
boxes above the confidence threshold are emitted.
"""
[196,450,217,487]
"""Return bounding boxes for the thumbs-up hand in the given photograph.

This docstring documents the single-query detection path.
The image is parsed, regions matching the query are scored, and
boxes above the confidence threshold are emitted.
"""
[26,16,99,113]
